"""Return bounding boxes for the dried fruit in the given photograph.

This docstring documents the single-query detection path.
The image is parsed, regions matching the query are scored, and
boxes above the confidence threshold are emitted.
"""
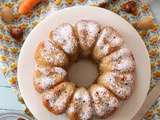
[98,2,109,8]
[136,16,155,30]
[9,26,24,41]
[0,6,14,23]
[121,1,137,15]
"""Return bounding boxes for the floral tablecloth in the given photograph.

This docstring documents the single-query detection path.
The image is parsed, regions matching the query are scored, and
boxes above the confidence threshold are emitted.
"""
[0,0,160,119]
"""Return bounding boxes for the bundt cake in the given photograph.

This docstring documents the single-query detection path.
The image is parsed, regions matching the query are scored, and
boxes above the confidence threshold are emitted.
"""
[33,20,136,120]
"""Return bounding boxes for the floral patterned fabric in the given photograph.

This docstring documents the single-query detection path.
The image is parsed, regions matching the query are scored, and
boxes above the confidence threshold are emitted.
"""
[0,0,159,119]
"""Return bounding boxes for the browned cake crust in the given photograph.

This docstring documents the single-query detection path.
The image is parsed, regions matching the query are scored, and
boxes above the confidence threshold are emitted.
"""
[67,87,92,120]
[89,84,120,118]
[33,66,67,93]
[42,82,75,114]
[34,40,69,67]
[93,26,123,60]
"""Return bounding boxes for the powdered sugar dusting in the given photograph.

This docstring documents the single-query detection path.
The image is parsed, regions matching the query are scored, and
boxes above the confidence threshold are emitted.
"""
[76,20,100,52]
[98,72,134,99]
[77,20,100,39]
[115,57,135,72]
[41,76,54,89]
[68,88,92,120]
[90,85,119,117]
[36,65,67,76]
[54,67,67,76]
[40,41,66,65]
[43,82,74,112]
[94,27,123,59]
[105,48,136,72]
[52,24,77,55]
[111,48,131,60]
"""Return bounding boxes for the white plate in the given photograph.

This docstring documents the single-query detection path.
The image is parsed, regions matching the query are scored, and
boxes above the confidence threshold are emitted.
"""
[18,6,151,120]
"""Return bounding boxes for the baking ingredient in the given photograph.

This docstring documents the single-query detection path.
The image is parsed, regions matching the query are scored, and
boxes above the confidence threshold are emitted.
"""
[9,26,24,41]
[121,1,137,15]
[0,6,14,23]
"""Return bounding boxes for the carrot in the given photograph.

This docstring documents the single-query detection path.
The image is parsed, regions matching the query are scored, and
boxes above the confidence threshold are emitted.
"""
[19,0,41,14]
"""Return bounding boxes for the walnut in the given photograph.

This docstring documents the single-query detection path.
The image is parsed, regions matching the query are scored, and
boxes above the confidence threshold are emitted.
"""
[121,1,137,15]
[0,6,14,23]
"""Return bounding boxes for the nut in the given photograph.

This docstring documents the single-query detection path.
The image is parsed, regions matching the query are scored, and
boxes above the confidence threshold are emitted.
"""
[121,1,137,15]
[9,26,24,41]
[0,6,14,23]
[98,2,109,8]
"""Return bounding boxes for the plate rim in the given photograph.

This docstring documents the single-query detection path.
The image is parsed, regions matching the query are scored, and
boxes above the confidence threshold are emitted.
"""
[18,6,151,120]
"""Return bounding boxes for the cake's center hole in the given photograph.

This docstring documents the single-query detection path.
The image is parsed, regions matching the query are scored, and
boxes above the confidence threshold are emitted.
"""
[68,59,98,87]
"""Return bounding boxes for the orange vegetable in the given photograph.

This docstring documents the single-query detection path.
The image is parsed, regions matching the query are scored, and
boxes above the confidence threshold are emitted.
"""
[19,0,41,14]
